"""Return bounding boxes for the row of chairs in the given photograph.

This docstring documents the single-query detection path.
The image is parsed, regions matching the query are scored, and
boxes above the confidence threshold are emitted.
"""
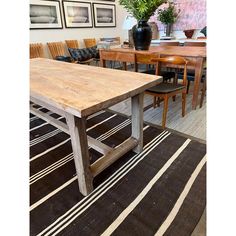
[30,39,95,59]
[30,37,121,60]
[99,50,206,129]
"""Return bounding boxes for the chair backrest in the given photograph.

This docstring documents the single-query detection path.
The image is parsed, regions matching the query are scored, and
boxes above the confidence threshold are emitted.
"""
[84,38,96,48]
[65,40,79,49]
[135,53,159,73]
[184,42,206,47]
[160,42,180,46]
[47,41,66,59]
[151,56,188,85]
[99,49,135,71]
[30,43,44,59]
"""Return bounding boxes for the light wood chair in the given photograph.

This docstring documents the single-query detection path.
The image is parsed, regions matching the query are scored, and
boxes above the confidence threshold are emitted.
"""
[47,41,66,59]
[30,43,45,59]
[143,56,189,129]
[160,42,180,46]
[184,42,206,47]
[84,38,96,48]
[65,40,79,49]
[99,49,136,71]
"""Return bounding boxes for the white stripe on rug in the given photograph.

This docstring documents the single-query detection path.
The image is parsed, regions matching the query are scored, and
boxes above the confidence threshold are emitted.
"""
[38,131,171,236]
[30,119,131,184]
[154,154,207,236]
[30,129,62,146]
[30,126,157,213]
[30,116,64,132]
[30,114,118,162]
[30,138,71,162]
[100,139,191,236]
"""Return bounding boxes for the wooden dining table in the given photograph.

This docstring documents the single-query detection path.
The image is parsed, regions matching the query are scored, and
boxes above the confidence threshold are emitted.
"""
[105,46,206,110]
[30,58,162,196]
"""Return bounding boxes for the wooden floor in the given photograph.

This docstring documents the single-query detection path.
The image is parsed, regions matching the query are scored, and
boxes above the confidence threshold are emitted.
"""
[109,92,206,141]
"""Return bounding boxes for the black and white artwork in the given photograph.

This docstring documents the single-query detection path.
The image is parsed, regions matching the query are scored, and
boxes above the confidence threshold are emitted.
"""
[63,1,93,28]
[92,3,116,27]
[30,0,63,29]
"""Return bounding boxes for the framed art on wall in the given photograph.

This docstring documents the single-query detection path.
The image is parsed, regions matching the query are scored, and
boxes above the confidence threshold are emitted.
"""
[30,0,63,29]
[62,1,93,28]
[92,3,116,27]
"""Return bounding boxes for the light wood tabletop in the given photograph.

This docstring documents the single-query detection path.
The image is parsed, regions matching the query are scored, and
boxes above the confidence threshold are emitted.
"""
[30,58,162,196]
[30,58,161,117]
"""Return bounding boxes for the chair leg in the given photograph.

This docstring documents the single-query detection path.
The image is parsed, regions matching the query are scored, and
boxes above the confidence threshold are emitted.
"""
[182,92,186,117]
[187,81,190,94]
[200,79,206,108]
[153,96,157,108]
[157,97,161,107]
[172,95,176,102]
[162,95,169,129]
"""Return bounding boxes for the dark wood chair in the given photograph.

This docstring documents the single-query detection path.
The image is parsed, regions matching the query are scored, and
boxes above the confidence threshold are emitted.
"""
[142,56,189,129]
[30,43,45,59]
[99,49,136,71]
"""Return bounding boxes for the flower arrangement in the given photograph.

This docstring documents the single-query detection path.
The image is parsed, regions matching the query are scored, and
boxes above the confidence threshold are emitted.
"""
[119,0,166,21]
[157,1,180,24]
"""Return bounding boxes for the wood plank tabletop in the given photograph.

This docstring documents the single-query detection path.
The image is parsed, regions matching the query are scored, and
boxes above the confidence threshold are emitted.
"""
[105,46,206,58]
[30,58,162,117]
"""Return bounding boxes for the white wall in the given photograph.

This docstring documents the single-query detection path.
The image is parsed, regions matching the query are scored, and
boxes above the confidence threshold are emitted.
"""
[30,0,128,58]
[30,0,205,58]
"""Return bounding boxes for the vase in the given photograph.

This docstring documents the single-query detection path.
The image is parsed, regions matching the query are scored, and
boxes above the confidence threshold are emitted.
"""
[165,23,172,37]
[183,29,195,39]
[132,20,152,50]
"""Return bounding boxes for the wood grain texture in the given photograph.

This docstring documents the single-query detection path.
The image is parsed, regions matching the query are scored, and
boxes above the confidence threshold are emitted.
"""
[30,58,162,118]
[30,43,44,59]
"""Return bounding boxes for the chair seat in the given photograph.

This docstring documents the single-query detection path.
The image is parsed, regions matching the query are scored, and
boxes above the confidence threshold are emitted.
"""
[146,83,185,94]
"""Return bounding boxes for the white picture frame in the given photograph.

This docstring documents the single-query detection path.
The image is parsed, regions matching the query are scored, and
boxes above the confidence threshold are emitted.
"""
[62,1,93,28]
[30,0,63,29]
[92,3,116,28]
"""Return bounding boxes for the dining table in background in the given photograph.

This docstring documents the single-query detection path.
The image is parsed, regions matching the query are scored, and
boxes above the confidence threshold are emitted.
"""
[30,58,162,196]
[104,46,206,110]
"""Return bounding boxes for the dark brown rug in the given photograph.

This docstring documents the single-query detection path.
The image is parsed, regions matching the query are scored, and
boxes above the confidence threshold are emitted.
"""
[30,107,206,236]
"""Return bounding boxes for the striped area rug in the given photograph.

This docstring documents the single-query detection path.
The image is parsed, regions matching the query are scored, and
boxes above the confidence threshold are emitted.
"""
[30,106,206,236]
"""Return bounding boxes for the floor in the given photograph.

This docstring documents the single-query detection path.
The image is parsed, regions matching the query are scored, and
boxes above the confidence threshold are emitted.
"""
[108,87,206,235]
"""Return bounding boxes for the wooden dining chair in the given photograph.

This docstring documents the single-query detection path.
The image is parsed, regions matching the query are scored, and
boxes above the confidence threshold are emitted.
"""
[30,43,45,59]
[65,40,79,49]
[184,42,206,47]
[47,41,67,59]
[84,38,96,48]
[160,42,180,46]
[144,56,189,129]
[99,49,136,71]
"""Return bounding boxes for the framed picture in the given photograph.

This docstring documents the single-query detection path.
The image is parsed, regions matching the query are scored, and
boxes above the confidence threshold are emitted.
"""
[62,1,93,28]
[92,3,116,27]
[30,0,63,29]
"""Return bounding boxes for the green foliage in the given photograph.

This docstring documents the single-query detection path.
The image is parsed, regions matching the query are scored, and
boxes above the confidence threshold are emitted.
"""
[157,1,180,24]
[119,0,166,21]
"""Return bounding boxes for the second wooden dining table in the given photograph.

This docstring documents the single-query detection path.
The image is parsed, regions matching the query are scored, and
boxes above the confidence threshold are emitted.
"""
[104,46,206,110]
